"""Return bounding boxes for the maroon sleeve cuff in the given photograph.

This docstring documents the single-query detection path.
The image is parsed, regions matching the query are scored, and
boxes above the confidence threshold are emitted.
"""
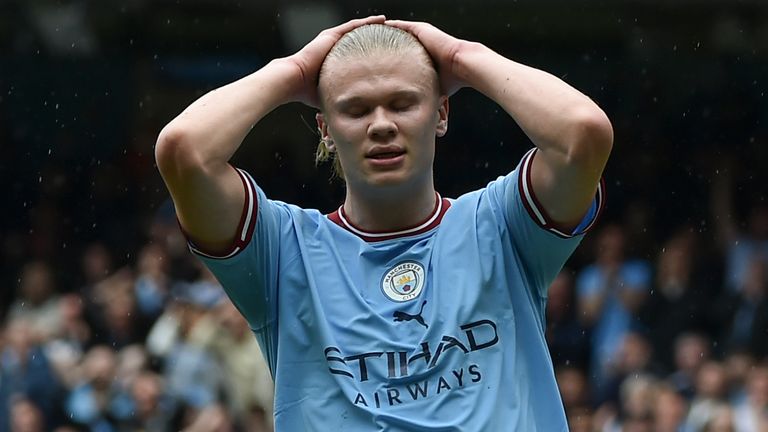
[517,148,606,239]
[181,167,259,260]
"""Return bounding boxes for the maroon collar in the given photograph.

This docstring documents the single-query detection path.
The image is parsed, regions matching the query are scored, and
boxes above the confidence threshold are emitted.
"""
[327,193,451,242]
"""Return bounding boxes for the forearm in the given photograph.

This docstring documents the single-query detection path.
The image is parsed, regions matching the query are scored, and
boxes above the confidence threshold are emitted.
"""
[157,58,302,170]
[454,42,610,156]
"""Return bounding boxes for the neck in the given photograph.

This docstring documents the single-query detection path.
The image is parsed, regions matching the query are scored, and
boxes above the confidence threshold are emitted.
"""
[343,182,437,233]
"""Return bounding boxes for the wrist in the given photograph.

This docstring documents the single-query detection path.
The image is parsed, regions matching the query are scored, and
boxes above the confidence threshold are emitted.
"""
[451,41,491,85]
[263,57,308,104]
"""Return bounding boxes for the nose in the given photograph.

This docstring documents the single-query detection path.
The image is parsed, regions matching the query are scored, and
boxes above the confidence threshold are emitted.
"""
[367,107,397,140]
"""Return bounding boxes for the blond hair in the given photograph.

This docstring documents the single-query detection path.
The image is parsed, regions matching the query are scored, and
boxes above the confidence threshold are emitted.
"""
[315,24,436,180]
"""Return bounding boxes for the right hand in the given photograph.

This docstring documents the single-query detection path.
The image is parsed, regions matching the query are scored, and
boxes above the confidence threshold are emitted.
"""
[288,15,386,107]
[384,19,469,97]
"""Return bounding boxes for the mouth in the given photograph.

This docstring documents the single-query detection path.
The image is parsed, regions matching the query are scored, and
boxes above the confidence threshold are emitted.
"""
[368,151,405,160]
[365,146,406,167]
[366,145,406,159]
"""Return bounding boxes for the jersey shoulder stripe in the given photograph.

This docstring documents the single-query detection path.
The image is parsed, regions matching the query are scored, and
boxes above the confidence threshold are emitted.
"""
[518,148,605,238]
[186,167,259,259]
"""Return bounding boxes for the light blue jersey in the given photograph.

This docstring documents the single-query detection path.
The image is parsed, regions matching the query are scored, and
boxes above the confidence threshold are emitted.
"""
[189,149,604,431]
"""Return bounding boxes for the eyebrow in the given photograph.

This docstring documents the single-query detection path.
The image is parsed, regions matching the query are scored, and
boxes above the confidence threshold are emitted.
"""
[334,89,423,108]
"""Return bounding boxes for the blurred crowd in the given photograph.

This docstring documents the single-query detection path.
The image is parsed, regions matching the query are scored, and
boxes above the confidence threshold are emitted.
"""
[0,214,274,432]
[2,173,767,432]
[546,197,768,432]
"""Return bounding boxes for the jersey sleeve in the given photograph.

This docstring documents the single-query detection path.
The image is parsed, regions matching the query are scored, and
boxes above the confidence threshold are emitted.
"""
[487,148,606,297]
[181,168,289,371]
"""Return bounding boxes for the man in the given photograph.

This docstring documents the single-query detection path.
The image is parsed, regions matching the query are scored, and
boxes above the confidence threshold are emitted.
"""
[155,16,612,431]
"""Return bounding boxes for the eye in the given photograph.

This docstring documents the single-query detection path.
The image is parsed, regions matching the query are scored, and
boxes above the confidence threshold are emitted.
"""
[344,105,369,118]
[391,100,414,112]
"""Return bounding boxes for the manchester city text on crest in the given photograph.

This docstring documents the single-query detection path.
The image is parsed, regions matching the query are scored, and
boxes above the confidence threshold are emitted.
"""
[381,261,425,302]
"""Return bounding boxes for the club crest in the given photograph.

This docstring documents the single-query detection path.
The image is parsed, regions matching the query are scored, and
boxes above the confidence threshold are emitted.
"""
[381,261,425,302]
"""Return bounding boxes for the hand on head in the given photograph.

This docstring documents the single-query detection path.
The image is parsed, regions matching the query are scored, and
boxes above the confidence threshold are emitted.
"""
[289,16,471,107]
[289,15,386,107]
[384,20,468,97]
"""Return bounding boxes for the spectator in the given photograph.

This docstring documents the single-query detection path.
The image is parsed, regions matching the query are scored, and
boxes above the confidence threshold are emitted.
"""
[686,361,729,431]
[556,365,590,412]
[577,224,652,397]
[64,346,121,431]
[181,403,235,432]
[667,332,712,401]
[566,406,594,432]
[702,404,736,432]
[711,165,768,295]
[45,293,92,388]
[79,242,113,290]
[122,371,174,431]
[212,299,274,431]
[133,243,170,320]
[546,270,590,369]
[732,363,768,432]
[7,262,63,341]
[599,331,659,407]
[152,276,226,416]
[8,396,45,432]
[78,242,114,340]
[653,383,690,432]
[89,269,152,349]
[722,349,755,406]
[0,319,65,432]
[597,373,657,432]
[716,256,768,359]
[643,228,714,372]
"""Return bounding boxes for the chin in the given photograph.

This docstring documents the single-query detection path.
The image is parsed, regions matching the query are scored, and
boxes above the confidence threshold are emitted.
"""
[364,172,411,188]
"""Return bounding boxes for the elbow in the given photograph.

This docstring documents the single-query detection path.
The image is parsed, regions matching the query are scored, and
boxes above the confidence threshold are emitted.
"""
[155,125,200,179]
[566,106,614,165]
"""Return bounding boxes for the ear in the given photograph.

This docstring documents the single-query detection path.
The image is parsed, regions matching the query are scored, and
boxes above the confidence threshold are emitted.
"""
[435,96,449,138]
[315,112,336,152]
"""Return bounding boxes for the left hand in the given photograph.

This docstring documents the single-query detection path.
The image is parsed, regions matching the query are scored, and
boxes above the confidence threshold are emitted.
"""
[385,19,470,96]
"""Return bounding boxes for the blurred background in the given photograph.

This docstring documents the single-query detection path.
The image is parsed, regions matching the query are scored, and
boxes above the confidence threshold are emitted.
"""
[1,0,767,431]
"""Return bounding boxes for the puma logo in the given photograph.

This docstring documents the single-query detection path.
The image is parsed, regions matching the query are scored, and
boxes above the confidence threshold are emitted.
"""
[393,300,428,328]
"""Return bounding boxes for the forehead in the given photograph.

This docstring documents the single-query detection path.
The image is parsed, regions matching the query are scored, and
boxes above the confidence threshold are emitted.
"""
[320,53,437,105]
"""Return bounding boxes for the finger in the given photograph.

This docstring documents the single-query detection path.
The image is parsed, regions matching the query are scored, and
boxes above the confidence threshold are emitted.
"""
[384,19,426,31]
[333,15,386,34]
[385,20,435,41]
